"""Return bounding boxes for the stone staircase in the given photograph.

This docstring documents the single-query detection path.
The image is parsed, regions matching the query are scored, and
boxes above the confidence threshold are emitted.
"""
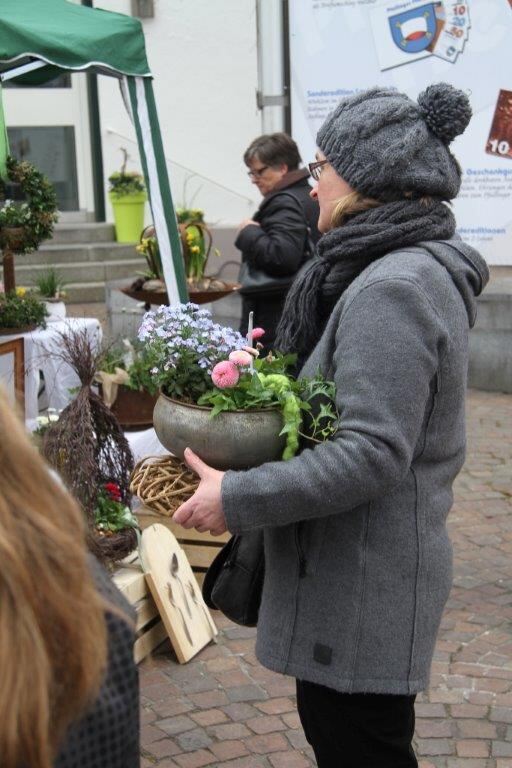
[12,222,146,303]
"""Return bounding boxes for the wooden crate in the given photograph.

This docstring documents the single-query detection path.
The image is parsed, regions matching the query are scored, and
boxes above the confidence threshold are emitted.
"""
[112,552,168,664]
[137,507,229,584]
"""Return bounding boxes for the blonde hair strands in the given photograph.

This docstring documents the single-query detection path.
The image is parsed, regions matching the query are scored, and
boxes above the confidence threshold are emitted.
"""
[330,191,381,229]
[0,389,108,768]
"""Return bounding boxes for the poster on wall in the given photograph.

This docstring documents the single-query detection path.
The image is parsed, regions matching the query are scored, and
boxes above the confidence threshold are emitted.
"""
[289,0,512,265]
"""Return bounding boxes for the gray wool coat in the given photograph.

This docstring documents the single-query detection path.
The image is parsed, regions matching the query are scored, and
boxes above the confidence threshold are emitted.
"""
[222,238,489,695]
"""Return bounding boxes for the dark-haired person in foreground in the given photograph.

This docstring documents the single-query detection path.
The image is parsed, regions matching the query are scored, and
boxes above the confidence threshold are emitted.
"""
[237,131,320,349]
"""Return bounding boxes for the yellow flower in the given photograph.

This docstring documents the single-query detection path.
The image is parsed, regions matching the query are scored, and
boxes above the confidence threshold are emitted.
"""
[16,287,26,298]
[190,246,201,254]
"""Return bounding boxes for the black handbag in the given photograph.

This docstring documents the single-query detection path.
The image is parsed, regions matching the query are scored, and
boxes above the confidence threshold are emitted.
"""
[238,191,315,296]
[202,531,264,627]
[238,261,295,296]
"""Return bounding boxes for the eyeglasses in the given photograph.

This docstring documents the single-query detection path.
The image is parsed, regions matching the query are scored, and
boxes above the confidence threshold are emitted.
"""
[247,166,268,179]
[308,159,328,181]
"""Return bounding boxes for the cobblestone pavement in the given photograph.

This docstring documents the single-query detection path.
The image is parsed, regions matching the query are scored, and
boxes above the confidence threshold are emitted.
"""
[139,389,512,768]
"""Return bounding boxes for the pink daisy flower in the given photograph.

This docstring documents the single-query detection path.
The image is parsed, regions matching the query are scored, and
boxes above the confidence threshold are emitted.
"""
[252,327,265,340]
[229,350,253,367]
[211,360,240,388]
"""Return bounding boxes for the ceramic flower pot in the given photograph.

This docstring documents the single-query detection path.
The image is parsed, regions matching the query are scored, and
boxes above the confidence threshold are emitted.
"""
[153,393,286,470]
[44,299,66,322]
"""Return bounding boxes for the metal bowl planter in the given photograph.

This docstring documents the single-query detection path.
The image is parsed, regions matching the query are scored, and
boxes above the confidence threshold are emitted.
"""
[153,392,286,470]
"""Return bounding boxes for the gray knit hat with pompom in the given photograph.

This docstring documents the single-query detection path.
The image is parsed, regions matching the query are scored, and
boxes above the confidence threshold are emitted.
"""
[316,83,471,202]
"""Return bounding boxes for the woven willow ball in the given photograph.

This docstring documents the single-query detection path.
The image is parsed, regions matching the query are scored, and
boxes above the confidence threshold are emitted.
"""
[130,455,199,516]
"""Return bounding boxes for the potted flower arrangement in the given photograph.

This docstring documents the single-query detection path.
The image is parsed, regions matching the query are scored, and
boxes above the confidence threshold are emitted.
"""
[41,328,136,564]
[94,481,139,564]
[35,267,67,321]
[140,303,338,470]
[31,408,60,451]
[0,286,48,335]
[95,339,160,429]
[0,156,58,254]
[0,156,58,295]
[108,148,146,243]
[124,212,239,307]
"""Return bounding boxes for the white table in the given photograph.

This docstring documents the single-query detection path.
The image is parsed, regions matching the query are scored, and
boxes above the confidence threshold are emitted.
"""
[2,317,102,422]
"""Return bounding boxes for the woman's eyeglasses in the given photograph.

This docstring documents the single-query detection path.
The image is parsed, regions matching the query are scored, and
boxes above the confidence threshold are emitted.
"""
[308,159,328,181]
[247,166,269,179]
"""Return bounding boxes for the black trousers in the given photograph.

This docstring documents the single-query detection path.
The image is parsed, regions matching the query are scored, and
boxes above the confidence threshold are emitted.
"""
[296,679,418,768]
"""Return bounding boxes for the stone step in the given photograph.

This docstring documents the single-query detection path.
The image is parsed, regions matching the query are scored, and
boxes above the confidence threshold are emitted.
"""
[22,241,138,266]
[64,282,110,303]
[47,222,117,245]
[15,258,147,286]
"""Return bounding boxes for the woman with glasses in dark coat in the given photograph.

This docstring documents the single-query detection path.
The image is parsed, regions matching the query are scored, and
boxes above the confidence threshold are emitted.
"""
[236,132,320,349]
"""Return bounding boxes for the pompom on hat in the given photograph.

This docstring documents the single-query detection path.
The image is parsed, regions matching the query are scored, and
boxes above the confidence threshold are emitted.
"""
[316,83,471,202]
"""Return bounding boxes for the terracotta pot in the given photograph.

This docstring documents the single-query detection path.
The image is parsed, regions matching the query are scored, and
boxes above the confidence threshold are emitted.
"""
[109,386,158,430]
[153,393,286,470]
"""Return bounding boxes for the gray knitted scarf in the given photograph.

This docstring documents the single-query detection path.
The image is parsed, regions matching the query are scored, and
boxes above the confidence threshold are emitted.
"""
[275,198,455,363]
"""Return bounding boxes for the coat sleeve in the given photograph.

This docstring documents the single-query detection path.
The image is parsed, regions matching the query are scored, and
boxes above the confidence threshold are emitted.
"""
[235,194,308,276]
[222,277,447,532]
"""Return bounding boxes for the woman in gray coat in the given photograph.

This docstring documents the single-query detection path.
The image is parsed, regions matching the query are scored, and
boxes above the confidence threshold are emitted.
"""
[175,84,489,766]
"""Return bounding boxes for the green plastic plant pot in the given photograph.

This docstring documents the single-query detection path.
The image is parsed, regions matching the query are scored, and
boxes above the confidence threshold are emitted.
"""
[109,191,147,243]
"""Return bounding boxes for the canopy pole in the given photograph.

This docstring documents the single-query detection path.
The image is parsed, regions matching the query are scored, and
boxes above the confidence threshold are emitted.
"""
[126,75,187,305]
[0,84,9,178]
[0,60,47,82]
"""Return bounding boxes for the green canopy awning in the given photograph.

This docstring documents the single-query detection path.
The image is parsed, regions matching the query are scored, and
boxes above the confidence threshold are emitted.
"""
[0,0,188,304]
[0,0,150,81]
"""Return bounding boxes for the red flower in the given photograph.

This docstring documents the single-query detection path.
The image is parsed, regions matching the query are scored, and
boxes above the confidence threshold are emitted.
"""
[104,482,122,500]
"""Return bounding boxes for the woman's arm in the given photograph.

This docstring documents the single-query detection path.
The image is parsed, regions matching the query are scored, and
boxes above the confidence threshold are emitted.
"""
[222,277,447,532]
[235,194,308,276]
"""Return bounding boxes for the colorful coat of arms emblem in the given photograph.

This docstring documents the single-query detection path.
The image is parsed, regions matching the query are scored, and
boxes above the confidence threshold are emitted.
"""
[389,3,438,53]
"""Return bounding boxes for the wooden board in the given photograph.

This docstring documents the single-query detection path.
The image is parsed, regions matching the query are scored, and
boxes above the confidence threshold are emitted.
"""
[137,508,227,583]
[140,523,218,664]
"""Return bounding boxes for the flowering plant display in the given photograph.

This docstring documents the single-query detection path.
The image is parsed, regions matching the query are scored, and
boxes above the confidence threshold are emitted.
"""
[176,207,220,282]
[140,303,340,460]
[33,409,60,437]
[0,288,48,329]
[98,339,161,397]
[135,235,163,281]
[138,303,247,402]
[0,156,58,253]
[108,148,145,198]
[94,482,138,534]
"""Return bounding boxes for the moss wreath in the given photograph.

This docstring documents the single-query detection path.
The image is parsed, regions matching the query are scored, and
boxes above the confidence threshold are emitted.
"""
[0,156,58,254]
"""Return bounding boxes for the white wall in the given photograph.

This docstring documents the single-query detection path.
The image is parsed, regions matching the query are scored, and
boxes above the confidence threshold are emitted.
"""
[96,0,262,226]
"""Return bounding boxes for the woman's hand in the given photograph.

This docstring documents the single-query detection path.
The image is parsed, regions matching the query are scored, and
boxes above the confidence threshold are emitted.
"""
[173,448,227,536]
[238,219,260,233]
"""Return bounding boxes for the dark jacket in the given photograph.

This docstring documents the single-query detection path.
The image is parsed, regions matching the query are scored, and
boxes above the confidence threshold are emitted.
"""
[236,170,320,347]
[223,238,489,694]
[54,558,139,768]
